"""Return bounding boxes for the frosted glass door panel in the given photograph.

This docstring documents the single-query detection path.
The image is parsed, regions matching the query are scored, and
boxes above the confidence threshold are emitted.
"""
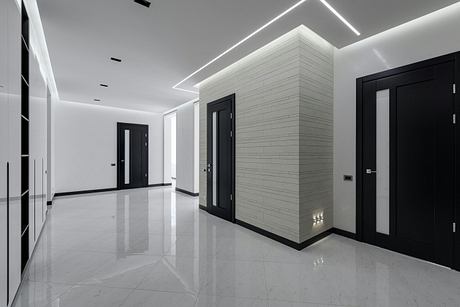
[124,130,130,185]
[376,89,390,235]
[212,112,217,207]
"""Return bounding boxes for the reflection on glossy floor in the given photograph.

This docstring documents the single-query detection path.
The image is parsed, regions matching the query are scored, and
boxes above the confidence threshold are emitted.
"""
[13,186,460,307]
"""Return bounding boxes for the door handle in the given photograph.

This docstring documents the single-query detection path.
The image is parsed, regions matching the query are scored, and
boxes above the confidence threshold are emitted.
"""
[207,163,212,173]
[366,169,377,174]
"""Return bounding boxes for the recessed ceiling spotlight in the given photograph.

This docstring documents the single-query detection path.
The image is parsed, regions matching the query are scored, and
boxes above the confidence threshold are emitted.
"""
[110,57,122,63]
[134,0,151,8]
[319,0,360,36]
[100,83,108,88]
[94,99,101,102]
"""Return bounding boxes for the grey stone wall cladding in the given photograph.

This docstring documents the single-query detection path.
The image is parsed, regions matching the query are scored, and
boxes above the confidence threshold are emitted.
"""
[200,26,334,243]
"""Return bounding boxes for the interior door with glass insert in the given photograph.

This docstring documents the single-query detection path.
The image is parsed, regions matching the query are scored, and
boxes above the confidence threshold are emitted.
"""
[207,94,235,222]
[117,123,149,190]
[360,61,455,267]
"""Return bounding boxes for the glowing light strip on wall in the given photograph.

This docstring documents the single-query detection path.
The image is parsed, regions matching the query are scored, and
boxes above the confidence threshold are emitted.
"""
[319,0,360,36]
[20,0,59,99]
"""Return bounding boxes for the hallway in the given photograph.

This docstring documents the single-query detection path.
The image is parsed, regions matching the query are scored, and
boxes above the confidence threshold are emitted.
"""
[12,186,460,307]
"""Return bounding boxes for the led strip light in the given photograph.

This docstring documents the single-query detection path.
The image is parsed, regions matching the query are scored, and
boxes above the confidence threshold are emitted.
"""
[172,0,360,94]
[319,0,361,36]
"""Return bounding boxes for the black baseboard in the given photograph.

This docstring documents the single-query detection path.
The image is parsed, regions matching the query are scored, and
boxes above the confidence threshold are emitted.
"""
[199,205,207,211]
[236,219,332,251]
[148,183,172,187]
[331,227,357,240]
[175,187,199,197]
[55,188,117,198]
[55,183,172,198]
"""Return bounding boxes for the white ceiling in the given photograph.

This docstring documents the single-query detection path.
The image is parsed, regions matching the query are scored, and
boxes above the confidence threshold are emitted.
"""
[37,0,459,113]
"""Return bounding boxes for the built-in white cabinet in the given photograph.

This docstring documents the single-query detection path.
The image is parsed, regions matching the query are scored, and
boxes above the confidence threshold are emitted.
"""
[0,1,48,306]
[0,1,9,305]
[8,0,23,303]
[29,50,48,253]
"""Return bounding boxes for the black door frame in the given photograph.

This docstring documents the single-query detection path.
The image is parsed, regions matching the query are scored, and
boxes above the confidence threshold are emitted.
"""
[206,94,236,223]
[356,52,460,270]
[117,122,149,190]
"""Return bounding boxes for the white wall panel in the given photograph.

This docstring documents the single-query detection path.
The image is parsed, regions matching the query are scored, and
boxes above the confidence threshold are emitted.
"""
[333,3,460,233]
[176,102,198,194]
[7,0,22,304]
[29,48,47,252]
[55,102,164,193]
[0,1,9,304]
[163,113,174,184]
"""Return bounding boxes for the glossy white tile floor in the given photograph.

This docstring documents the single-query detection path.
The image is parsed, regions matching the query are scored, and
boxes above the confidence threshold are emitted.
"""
[13,185,460,307]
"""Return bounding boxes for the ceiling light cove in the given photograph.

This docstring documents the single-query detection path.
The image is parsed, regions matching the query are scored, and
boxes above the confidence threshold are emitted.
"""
[172,0,360,94]
[319,0,360,36]
[172,0,308,93]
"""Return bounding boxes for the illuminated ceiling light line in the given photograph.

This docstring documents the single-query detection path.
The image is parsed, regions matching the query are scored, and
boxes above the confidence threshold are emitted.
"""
[174,87,199,95]
[172,0,308,93]
[319,0,360,36]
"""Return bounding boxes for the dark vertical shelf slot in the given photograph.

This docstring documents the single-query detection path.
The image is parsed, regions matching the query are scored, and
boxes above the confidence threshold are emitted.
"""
[21,0,30,273]
[20,228,29,272]
[21,118,29,155]
[21,79,29,117]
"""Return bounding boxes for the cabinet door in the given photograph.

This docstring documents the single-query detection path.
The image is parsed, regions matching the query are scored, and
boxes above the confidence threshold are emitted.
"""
[29,52,38,251]
[7,0,22,302]
[0,0,9,305]
[29,51,48,241]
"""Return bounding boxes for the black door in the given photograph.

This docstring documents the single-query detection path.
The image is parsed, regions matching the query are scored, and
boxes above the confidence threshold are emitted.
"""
[117,123,148,189]
[359,60,455,267]
[207,94,235,222]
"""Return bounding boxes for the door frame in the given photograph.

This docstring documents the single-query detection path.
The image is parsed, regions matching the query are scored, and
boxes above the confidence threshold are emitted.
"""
[206,94,236,223]
[117,122,149,190]
[356,52,460,270]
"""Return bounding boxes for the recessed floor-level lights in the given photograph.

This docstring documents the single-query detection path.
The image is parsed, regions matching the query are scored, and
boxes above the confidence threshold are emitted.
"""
[94,99,101,102]
[319,0,360,36]
[100,83,108,88]
[172,0,308,94]
[110,57,122,63]
[134,0,151,8]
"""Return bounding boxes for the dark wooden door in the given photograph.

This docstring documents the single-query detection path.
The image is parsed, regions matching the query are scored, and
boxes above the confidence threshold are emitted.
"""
[207,94,235,222]
[117,123,148,189]
[361,61,455,267]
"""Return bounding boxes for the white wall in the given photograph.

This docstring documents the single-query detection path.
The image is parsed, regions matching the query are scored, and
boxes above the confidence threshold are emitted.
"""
[55,101,163,193]
[163,113,174,184]
[333,2,460,233]
[176,101,198,193]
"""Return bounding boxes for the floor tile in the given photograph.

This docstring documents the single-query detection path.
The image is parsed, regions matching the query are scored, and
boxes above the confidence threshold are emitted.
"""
[12,186,460,307]
[119,289,196,307]
[196,295,269,307]
[49,285,132,307]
